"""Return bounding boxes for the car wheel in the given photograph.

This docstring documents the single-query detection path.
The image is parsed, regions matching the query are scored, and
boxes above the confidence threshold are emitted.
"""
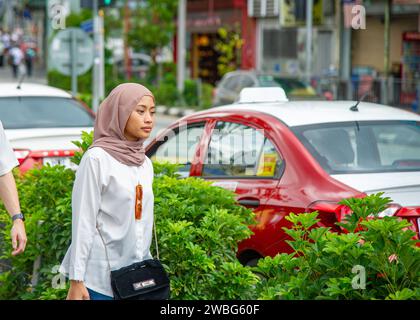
[245,258,260,267]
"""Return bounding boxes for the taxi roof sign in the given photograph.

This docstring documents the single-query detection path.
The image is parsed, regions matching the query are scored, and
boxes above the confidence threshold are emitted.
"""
[237,87,289,104]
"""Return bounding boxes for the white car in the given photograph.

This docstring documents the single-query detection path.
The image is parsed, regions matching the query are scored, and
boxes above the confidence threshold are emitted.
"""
[0,83,95,172]
[114,53,152,78]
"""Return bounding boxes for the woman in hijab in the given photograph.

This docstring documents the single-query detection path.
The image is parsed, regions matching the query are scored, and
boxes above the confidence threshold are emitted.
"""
[60,83,156,300]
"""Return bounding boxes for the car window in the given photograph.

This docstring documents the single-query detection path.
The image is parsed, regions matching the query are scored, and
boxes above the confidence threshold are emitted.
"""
[240,76,255,89]
[202,121,283,178]
[274,78,316,95]
[293,121,420,174]
[0,97,94,129]
[149,123,206,178]
[372,124,420,167]
[224,75,241,92]
[257,75,282,87]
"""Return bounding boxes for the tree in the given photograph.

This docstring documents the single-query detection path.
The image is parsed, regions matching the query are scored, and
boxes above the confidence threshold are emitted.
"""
[127,0,178,64]
[215,24,244,77]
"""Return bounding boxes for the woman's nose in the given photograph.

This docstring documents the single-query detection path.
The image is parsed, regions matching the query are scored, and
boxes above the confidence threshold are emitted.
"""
[144,112,153,123]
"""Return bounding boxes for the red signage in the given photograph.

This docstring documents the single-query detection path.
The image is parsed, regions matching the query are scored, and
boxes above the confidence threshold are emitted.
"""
[403,32,420,41]
[393,0,420,4]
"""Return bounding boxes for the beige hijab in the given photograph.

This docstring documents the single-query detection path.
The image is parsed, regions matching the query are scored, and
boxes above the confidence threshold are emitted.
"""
[89,83,155,166]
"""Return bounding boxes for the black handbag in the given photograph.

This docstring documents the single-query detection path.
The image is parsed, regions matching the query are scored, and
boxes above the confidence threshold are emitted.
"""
[97,218,170,300]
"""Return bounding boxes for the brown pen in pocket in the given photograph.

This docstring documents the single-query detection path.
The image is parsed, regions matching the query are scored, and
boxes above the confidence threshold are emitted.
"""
[135,184,143,220]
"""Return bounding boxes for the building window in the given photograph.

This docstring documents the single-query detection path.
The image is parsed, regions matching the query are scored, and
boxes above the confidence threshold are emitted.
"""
[262,28,297,60]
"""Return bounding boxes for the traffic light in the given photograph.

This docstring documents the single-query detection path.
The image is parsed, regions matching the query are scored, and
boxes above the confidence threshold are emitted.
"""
[80,0,114,9]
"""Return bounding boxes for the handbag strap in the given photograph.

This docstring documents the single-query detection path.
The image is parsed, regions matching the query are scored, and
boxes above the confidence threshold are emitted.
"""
[96,214,160,273]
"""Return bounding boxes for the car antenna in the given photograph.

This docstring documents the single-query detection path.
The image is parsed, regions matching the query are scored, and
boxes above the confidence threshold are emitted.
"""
[16,73,26,90]
[350,91,369,112]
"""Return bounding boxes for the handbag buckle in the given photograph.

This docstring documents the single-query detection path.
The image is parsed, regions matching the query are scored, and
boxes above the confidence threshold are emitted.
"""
[133,279,156,291]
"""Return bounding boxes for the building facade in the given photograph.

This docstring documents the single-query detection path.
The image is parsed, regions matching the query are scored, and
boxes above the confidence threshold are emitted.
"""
[177,0,256,84]
[251,0,339,79]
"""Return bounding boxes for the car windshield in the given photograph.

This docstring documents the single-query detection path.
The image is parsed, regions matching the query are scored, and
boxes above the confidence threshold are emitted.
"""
[257,75,282,87]
[274,78,316,95]
[0,97,94,129]
[292,121,420,174]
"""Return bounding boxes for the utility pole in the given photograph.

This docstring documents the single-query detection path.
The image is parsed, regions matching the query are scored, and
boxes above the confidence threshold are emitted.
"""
[123,0,131,80]
[71,29,77,96]
[4,0,14,31]
[92,0,104,112]
[384,0,391,77]
[99,8,105,100]
[177,0,186,94]
[305,0,313,84]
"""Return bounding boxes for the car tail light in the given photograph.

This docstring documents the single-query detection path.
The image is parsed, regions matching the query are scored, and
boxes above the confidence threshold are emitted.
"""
[396,207,420,242]
[306,201,351,232]
[29,150,75,159]
[308,201,420,244]
[395,207,420,217]
[13,149,77,173]
[307,201,350,221]
[13,149,31,165]
[376,203,401,218]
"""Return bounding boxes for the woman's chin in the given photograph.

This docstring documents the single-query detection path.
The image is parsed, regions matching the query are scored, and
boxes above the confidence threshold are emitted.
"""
[138,132,151,140]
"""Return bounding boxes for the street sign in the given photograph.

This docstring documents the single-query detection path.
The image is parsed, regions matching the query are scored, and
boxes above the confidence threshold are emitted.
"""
[49,28,94,77]
[50,28,94,96]
[81,19,94,34]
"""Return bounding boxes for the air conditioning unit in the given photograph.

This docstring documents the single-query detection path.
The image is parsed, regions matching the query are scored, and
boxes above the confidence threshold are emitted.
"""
[248,0,280,18]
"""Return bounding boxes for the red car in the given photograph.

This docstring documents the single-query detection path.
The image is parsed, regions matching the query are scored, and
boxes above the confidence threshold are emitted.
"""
[146,99,420,265]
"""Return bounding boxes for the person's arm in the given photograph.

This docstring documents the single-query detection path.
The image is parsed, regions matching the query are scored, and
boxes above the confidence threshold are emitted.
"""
[0,171,26,256]
[66,155,102,300]
[0,120,25,256]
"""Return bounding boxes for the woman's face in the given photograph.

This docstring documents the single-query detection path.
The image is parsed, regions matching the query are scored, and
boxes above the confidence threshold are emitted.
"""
[124,95,155,141]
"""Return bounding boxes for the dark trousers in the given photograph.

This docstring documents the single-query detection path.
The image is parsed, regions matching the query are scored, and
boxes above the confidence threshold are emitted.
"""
[25,59,32,77]
[11,64,18,78]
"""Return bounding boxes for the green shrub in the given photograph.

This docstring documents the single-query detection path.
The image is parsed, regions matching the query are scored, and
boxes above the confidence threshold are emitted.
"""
[0,132,257,300]
[47,68,93,95]
[254,193,420,300]
[183,79,199,107]
[201,83,214,109]
[154,82,179,106]
[181,80,213,109]
[146,62,176,86]
[153,174,258,299]
[47,63,114,96]
[0,165,74,300]
[76,93,93,109]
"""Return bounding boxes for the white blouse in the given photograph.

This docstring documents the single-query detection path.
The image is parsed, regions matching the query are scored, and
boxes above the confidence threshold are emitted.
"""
[0,121,19,176]
[59,147,155,297]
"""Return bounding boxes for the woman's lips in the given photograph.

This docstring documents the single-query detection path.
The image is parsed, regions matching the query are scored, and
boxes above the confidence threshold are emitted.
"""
[141,127,152,132]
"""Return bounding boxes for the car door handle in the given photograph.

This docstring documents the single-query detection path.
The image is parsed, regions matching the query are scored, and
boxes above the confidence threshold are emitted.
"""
[237,198,260,207]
